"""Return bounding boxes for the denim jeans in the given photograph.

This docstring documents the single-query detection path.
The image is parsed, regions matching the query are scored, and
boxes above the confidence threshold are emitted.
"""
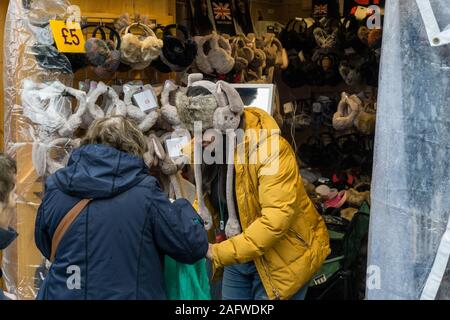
[222,262,308,300]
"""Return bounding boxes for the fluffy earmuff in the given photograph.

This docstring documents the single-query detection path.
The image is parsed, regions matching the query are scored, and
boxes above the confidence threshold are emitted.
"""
[333,92,362,131]
[84,25,121,78]
[122,84,160,133]
[313,26,339,49]
[160,80,183,130]
[339,60,362,86]
[195,32,235,75]
[120,23,163,70]
[158,24,198,72]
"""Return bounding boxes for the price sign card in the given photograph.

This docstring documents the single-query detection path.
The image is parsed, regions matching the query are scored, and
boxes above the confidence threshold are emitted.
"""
[165,136,190,159]
[49,20,85,53]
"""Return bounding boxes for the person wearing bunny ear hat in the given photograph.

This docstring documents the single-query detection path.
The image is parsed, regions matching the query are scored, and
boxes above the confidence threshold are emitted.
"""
[171,73,330,300]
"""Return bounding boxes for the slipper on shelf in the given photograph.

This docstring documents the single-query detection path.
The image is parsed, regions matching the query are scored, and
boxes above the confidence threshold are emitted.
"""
[346,188,370,207]
[315,184,338,200]
[324,190,347,209]
[332,172,355,189]
[341,207,359,221]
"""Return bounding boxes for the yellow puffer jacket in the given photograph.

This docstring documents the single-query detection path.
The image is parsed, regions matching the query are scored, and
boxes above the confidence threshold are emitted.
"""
[196,107,330,300]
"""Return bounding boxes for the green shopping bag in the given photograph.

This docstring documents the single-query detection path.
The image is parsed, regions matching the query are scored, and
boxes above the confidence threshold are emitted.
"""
[164,256,211,300]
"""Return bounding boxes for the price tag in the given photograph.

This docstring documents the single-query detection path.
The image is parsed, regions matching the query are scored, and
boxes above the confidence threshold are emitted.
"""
[132,89,159,113]
[49,20,85,53]
[165,136,190,159]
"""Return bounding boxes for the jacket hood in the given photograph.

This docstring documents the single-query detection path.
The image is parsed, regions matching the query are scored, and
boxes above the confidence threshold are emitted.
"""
[53,144,149,199]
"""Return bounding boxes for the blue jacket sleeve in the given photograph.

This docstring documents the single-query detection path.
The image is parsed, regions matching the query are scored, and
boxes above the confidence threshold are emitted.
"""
[0,227,18,250]
[35,199,51,260]
[149,185,209,264]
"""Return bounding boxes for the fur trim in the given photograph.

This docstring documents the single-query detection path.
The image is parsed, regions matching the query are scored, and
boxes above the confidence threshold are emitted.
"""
[175,91,218,132]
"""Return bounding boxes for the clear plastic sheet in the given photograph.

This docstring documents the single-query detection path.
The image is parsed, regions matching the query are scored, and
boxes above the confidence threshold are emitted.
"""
[3,0,73,299]
[367,0,450,300]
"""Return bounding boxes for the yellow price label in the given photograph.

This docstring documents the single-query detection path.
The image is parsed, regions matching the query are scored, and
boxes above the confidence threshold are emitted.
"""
[49,20,85,53]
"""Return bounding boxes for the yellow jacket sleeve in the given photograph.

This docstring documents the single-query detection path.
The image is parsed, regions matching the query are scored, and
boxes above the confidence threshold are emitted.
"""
[211,138,300,267]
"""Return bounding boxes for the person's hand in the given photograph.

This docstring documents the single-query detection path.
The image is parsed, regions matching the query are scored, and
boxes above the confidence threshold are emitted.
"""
[206,243,213,260]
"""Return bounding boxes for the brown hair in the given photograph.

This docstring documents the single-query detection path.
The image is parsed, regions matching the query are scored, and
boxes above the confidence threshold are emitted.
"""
[0,153,17,206]
[81,116,148,157]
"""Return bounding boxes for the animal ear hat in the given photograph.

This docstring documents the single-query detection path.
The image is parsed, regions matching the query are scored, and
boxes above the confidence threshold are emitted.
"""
[175,73,244,132]
[174,73,243,237]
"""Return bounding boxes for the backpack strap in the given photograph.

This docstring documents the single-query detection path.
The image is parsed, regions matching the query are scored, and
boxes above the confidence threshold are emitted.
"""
[50,199,92,262]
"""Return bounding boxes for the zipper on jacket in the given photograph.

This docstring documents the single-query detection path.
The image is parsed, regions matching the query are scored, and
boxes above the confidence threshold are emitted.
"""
[260,257,281,300]
[289,228,311,249]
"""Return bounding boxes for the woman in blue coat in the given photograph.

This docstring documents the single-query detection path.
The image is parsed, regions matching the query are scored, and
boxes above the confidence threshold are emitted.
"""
[35,116,208,300]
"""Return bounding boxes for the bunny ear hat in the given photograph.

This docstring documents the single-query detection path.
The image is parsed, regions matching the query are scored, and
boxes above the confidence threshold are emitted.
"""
[166,73,244,237]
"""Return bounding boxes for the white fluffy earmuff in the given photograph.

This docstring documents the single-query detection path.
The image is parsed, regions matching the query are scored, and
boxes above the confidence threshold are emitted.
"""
[160,80,183,130]
[120,23,164,70]
[32,137,81,177]
[21,79,88,138]
[83,82,128,129]
[123,84,160,133]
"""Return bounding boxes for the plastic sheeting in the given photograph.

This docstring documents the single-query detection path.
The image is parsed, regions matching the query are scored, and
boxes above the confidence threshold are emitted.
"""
[3,0,73,299]
[368,0,450,299]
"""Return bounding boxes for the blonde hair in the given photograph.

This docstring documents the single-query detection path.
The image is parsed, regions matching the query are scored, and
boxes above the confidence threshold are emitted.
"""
[82,116,148,157]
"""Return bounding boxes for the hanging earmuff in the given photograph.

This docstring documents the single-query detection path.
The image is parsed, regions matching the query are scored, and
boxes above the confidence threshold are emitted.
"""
[152,24,198,73]
[84,24,122,78]
[120,22,164,70]
[194,32,235,76]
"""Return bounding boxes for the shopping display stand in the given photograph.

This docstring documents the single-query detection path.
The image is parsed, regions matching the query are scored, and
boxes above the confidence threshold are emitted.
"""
[2,0,176,299]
